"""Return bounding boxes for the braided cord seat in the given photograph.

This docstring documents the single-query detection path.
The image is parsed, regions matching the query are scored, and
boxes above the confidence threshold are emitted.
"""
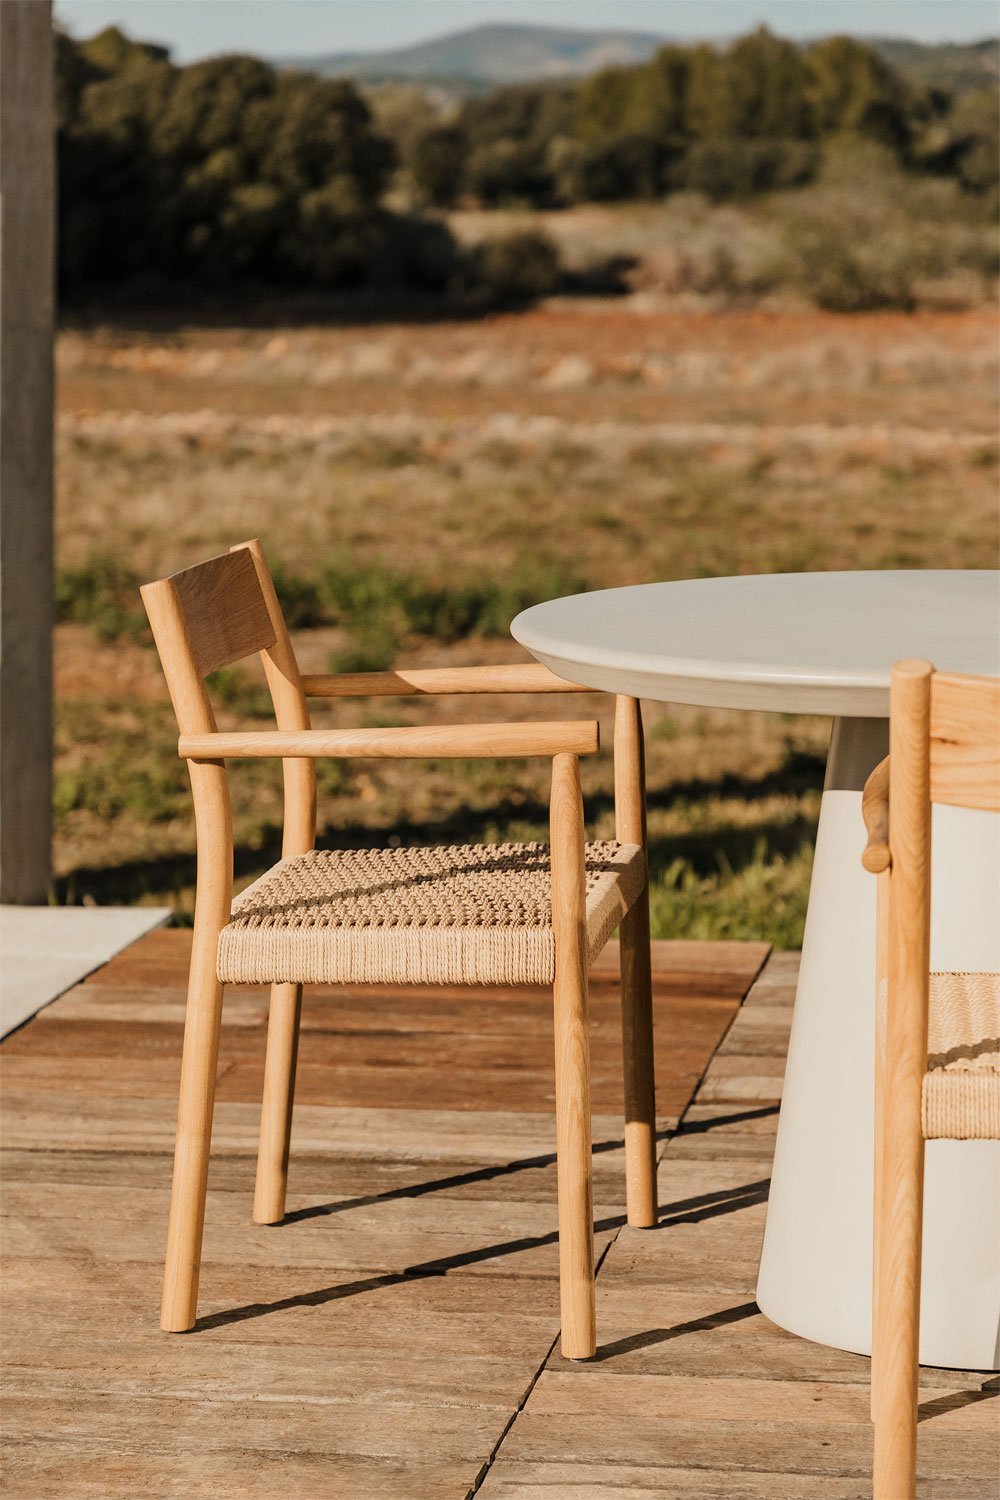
[217,840,645,988]
[922,972,1000,1140]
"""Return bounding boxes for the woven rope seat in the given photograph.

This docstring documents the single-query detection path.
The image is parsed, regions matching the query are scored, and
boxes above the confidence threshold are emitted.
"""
[922,972,1000,1140]
[217,840,645,988]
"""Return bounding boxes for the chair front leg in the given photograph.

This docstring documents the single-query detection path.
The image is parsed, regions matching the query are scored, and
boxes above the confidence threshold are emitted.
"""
[872,1121,924,1499]
[161,923,227,1331]
[550,752,596,1360]
[254,981,303,1224]
[161,763,231,1333]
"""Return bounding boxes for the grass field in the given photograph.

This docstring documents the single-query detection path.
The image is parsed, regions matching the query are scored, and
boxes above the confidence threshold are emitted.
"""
[55,296,998,943]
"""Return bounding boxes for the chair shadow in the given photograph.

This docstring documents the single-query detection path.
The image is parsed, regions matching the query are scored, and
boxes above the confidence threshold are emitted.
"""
[918,1376,999,1424]
[193,1169,770,1334]
[193,1212,626,1333]
[653,1178,771,1229]
[677,1104,781,1134]
[280,1129,680,1225]
[592,1300,761,1361]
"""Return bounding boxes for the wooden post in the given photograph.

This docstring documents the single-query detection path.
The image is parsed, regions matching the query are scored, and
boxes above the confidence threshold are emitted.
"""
[0,2,55,903]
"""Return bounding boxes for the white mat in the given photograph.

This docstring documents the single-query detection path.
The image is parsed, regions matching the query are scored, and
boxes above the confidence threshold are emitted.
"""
[0,906,171,1037]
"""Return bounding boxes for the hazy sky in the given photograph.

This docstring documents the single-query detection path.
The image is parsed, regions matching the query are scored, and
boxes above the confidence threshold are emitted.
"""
[54,0,1000,63]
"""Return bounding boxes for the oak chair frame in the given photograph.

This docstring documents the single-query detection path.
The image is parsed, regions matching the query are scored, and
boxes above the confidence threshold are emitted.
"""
[862,659,1000,1499]
[141,539,659,1360]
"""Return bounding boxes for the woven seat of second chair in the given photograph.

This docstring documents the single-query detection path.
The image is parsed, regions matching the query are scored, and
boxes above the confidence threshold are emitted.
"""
[922,972,1000,1140]
[217,840,645,988]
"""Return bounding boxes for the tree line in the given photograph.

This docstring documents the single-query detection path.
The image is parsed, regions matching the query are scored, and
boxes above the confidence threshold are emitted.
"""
[56,25,997,302]
[410,30,997,206]
[57,26,463,301]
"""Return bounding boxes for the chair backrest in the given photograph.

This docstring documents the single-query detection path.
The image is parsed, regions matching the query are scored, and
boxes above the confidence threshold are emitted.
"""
[141,539,315,854]
[161,546,277,682]
[929,669,1000,813]
[885,659,999,1059]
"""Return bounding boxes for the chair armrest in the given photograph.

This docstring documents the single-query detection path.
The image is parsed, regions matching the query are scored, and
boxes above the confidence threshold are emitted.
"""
[299,664,590,697]
[861,756,891,873]
[178,720,600,761]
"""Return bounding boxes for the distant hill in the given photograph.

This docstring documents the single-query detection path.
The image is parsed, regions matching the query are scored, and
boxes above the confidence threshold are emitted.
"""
[870,36,999,94]
[277,22,999,95]
[277,22,666,86]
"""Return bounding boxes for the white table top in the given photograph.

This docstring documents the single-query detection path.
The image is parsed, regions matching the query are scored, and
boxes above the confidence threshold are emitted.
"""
[511,570,1000,716]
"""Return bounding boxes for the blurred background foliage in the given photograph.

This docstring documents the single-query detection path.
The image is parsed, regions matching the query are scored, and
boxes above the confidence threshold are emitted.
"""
[56,23,998,308]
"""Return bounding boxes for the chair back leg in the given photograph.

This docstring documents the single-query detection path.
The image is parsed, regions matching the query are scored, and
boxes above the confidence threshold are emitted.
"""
[614,696,657,1227]
[619,889,657,1226]
[254,981,304,1224]
[871,868,889,1423]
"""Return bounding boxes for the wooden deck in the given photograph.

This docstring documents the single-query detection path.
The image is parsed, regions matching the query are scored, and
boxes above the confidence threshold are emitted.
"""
[1,932,996,1498]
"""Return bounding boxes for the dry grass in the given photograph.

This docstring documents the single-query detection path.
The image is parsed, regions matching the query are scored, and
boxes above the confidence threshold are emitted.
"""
[54,303,998,943]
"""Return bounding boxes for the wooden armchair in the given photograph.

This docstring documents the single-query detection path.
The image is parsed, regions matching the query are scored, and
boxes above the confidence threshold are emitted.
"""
[862,661,1000,1498]
[141,539,658,1359]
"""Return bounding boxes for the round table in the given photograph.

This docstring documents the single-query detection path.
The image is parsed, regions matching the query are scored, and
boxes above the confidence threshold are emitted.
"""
[512,570,1000,1370]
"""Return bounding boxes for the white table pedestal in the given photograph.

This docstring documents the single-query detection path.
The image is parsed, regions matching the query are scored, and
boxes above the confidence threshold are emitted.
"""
[756,718,1000,1371]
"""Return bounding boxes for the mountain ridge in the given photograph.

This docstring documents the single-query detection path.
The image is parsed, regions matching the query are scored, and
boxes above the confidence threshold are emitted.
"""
[274,21,999,93]
[276,22,667,85]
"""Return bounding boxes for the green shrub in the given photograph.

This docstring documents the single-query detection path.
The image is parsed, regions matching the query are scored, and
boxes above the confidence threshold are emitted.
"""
[267,558,324,628]
[322,553,588,670]
[569,133,674,201]
[468,229,562,308]
[328,629,399,675]
[368,212,464,295]
[682,139,819,200]
[205,665,273,718]
[55,556,147,640]
[466,141,553,206]
[776,195,919,311]
[648,838,814,948]
[798,237,916,311]
[322,554,584,644]
[410,125,469,207]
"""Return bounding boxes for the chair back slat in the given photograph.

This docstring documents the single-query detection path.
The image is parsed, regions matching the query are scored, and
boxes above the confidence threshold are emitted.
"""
[168,548,276,678]
[930,670,1000,812]
[142,541,316,853]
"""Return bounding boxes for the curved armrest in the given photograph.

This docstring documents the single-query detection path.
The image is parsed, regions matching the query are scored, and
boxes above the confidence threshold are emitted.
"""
[861,756,891,874]
[179,720,600,761]
[299,664,590,697]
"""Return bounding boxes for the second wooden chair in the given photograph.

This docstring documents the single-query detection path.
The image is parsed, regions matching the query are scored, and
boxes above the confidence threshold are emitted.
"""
[862,659,1000,1498]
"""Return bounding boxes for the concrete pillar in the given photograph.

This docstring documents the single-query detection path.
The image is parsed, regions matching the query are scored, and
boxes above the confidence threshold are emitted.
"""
[0,2,55,903]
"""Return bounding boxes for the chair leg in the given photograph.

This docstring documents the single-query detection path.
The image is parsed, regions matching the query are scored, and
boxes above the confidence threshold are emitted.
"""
[550,752,596,1360]
[619,884,657,1227]
[254,981,303,1225]
[872,1108,924,1498]
[871,1050,884,1425]
[160,935,226,1333]
[552,951,596,1360]
[871,870,890,1423]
